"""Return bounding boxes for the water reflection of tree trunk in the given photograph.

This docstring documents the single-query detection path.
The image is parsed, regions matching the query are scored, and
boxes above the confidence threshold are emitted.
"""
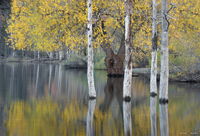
[58,64,62,93]
[99,77,123,112]
[123,101,132,136]
[35,64,40,93]
[150,97,157,136]
[159,104,169,136]
[86,99,96,136]
[48,65,53,92]
[9,64,15,94]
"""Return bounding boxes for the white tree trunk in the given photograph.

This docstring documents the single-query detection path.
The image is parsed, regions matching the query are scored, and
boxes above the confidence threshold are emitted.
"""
[55,51,59,60]
[123,101,132,136]
[159,0,169,103]
[86,100,96,136]
[12,50,16,57]
[123,0,132,101]
[150,0,158,96]
[87,0,96,98]
[37,51,40,60]
[150,97,157,136]
[49,52,53,60]
[159,104,169,136]
[59,50,64,61]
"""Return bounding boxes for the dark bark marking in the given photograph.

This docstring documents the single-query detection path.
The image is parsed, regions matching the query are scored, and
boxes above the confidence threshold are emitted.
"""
[152,33,158,51]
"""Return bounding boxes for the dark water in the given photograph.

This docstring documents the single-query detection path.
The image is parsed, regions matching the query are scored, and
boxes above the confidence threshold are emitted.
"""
[0,63,200,136]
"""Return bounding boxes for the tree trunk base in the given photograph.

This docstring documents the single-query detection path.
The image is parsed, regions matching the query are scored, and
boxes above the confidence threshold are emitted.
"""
[105,54,124,77]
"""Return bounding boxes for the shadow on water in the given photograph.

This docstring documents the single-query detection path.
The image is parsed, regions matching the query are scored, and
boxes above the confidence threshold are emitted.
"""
[99,77,123,113]
[0,63,200,135]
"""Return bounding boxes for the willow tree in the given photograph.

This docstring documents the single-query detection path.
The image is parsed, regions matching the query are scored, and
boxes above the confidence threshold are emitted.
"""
[123,0,133,101]
[150,0,158,96]
[87,0,96,98]
[159,0,169,103]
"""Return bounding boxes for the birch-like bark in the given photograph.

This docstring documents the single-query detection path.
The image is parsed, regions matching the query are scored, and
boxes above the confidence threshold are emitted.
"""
[37,51,40,60]
[49,52,53,60]
[159,0,169,103]
[123,0,132,101]
[12,50,16,57]
[59,50,64,61]
[150,0,158,96]
[159,104,169,136]
[86,100,96,136]
[87,0,96,98]
[123,101,132,136]
[150,97,157,136]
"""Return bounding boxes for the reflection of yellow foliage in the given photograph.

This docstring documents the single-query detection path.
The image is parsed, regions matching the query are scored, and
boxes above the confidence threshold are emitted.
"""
[132,105,151,136]
[6,99,87,136]
[5,93,200,136]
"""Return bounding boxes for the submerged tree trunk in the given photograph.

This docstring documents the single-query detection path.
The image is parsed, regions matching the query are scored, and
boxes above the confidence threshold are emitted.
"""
[159,0,169,103]
[123,0,133,101]
[101,21,125,77]
[103,46,124,77]
[150,0,158,96]
[87,0,96,98]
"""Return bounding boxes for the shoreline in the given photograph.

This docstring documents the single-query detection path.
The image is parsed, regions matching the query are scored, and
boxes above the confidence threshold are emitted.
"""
[0,58,200,83]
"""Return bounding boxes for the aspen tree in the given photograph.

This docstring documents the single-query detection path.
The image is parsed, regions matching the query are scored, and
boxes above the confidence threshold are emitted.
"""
[150,97,157,136]
[159,0,169,103]
[87,0,96,99]
[123,0,133,101]
[150,0,158,96]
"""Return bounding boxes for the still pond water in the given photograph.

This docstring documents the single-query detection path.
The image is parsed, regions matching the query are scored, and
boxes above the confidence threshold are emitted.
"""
[0,63,200,136]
